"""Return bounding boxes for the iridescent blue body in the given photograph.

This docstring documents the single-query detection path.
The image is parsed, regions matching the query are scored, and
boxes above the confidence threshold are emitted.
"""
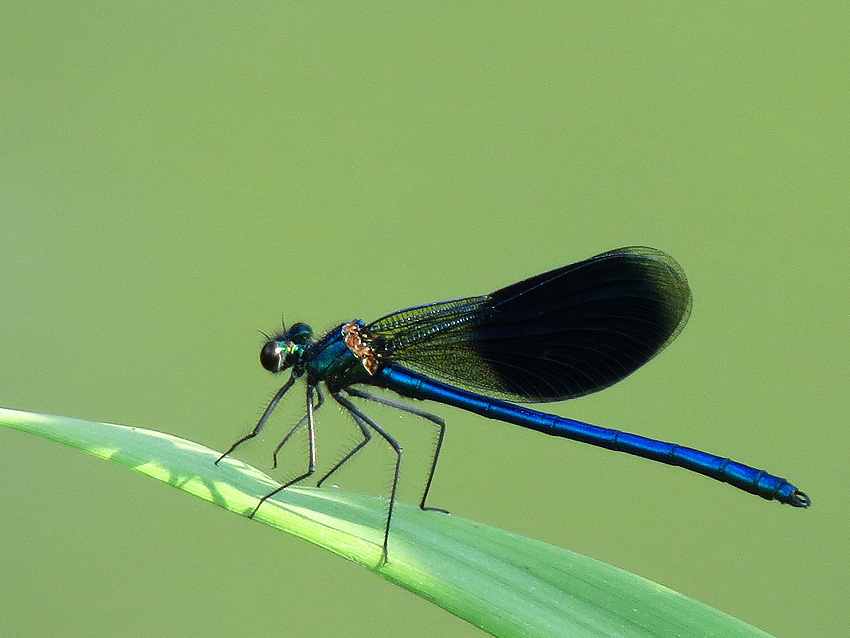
[374,365,804,504]
[303,327,365,386]
[217,247,809,561]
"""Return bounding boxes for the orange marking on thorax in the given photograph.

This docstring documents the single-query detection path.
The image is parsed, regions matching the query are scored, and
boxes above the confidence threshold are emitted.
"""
[342,321,379,375]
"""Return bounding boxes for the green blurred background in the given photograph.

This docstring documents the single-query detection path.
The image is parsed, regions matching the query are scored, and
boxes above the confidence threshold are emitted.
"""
[1,3,846,637]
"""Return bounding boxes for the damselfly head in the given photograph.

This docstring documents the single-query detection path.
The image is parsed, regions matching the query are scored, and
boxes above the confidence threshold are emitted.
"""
[259,323,313,373]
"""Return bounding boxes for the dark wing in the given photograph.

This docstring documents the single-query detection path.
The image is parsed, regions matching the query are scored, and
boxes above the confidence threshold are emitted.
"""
[366,247,692,402]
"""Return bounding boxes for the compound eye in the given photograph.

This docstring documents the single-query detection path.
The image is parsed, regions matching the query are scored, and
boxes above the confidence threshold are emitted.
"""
[260,341,283,372]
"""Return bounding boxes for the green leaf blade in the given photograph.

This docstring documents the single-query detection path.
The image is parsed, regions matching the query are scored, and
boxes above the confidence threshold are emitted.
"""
[0,407,773,638]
